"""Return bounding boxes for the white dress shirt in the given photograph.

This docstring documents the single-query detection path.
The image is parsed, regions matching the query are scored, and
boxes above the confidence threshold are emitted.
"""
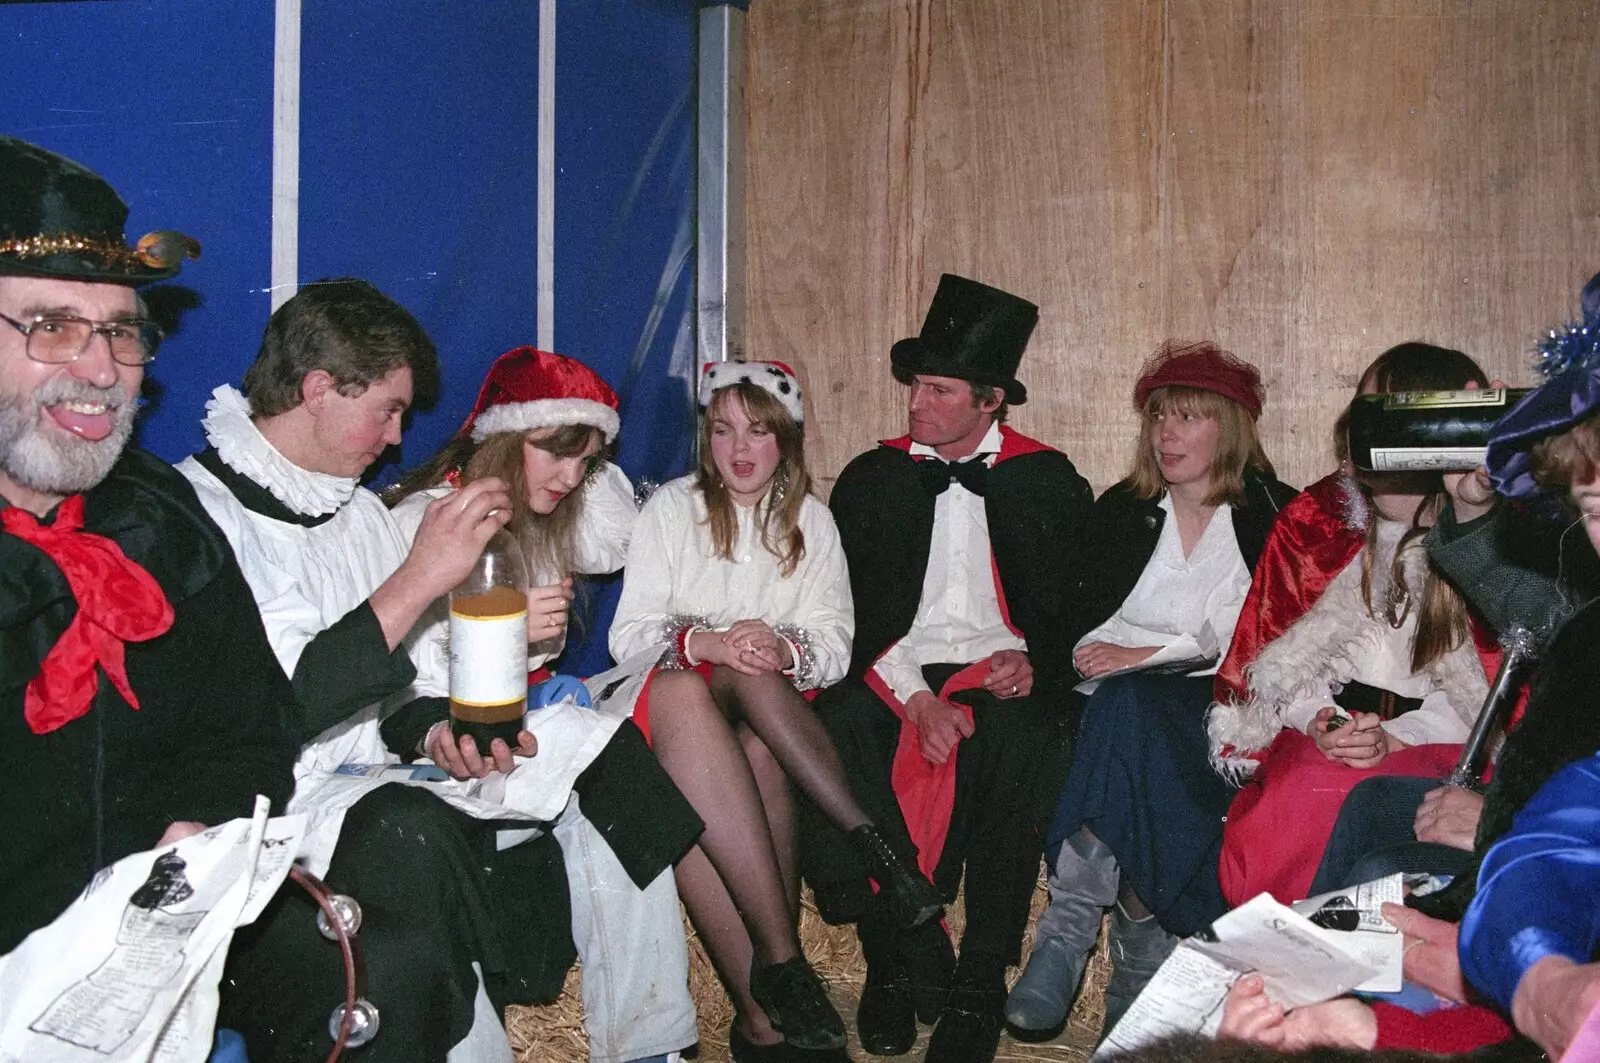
[872,421,1027,703]
[1076,495,1251,677]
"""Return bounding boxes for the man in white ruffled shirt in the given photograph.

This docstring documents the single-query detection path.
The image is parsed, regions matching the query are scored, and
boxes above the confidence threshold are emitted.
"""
[178,280,696,1063]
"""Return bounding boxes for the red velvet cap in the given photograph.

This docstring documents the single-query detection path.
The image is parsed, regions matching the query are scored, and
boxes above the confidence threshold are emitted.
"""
[459,347,621,442]
[1133,340,1264,419]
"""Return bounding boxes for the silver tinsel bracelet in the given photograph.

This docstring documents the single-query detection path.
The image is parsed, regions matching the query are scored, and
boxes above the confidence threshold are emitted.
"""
[773,622,818,691]
[656,613,711,670]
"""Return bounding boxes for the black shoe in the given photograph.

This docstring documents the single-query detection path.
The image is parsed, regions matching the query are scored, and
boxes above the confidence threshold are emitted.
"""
[729,1027,791,1063]
[749,957,847,1052]
[856,959,916,1056]
[851,825,945,929]
[899,918,956,1023]
[729,1027,854,1063]
[924,958,1007,1063]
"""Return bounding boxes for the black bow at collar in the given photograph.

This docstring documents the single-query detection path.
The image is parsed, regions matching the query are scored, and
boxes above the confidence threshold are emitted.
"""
[917,456,989,497]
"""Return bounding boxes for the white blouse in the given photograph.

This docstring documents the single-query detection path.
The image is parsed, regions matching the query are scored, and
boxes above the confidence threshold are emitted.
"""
[1076,495,1252,677]
[609,476,854,691]
[1278,572,1471,748]
[391,461,638,697]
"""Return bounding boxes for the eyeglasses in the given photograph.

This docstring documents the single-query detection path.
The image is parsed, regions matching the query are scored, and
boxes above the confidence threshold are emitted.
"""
[0,311,164,367]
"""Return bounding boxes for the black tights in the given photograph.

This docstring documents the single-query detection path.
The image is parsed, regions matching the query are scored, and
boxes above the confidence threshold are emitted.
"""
[648,666,871,1040]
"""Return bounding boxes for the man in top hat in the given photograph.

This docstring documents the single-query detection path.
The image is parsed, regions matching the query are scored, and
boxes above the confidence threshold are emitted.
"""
[800,274,1096,1063]
[177,288,702,1063]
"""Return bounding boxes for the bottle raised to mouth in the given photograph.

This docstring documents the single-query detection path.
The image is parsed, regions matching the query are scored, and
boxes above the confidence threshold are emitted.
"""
[1346,387,1532,473]
[448,531,529,749]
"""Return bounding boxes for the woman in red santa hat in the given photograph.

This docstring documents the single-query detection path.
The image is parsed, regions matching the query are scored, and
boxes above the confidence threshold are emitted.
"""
[604,361,942,1061]
[387,346,705,1063]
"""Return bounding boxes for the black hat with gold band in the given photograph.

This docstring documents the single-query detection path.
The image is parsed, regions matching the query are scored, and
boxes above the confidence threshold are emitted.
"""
[0,136,199,286]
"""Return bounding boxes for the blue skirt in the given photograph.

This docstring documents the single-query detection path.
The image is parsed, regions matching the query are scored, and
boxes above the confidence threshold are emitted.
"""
[1044,672,1235,937]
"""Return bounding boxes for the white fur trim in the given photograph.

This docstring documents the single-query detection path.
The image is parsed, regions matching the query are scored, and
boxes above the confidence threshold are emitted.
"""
[699,361,805,422]
[471,398,619,442]
[1206,519,1489,774]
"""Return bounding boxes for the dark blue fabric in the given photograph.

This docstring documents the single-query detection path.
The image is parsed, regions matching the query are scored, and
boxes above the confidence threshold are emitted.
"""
[552,0,697,674]
[3,0,275,462]
[1307,774,1473,895]
[1043,672,1234,937]
[1487,363,1600,500]
[7,2,697,678]
[1462,751,1600,1009]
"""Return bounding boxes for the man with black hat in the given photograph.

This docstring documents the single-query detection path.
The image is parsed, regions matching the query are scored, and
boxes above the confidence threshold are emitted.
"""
[0,136,542,1063]
[0,139,310,1038]
[801,274,1096,1063]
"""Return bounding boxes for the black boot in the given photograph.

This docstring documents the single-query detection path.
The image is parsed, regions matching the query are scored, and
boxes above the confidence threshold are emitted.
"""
[850,824,944,929]
[899,916,956,1023]
[855,915,916,1056]
[925,950,1007,1063]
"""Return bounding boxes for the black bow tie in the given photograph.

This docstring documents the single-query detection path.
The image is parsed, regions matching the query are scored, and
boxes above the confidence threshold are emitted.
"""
[918,456,989,497]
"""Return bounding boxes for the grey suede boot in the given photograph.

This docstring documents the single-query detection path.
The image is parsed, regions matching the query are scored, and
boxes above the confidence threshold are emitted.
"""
[1003,828,1118,1039]
[1098,901,1178,1041]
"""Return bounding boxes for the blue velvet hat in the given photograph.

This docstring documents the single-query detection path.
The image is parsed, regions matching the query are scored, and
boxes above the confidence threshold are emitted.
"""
[1485,272,1600,499]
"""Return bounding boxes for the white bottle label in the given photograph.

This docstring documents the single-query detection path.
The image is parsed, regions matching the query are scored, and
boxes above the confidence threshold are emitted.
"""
[1366,445,1487,472]
[449,610,528,706]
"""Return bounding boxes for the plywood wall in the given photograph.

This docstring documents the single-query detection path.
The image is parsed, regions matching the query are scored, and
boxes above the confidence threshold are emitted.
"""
[746,0,1600,495]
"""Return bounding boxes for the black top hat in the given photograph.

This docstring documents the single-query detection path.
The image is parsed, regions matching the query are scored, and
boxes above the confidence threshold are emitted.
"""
[0,136,198,286]
[890,273,1038,405]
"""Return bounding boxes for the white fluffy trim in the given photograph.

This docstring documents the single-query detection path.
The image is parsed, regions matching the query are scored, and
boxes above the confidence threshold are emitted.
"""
[1205,519,1488,780]
[699,361,805,422]
[202,385,357,517]
[471,398,619,443]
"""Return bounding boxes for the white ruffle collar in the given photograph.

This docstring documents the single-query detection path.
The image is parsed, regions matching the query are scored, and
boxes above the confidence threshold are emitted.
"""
[202,385,358,517]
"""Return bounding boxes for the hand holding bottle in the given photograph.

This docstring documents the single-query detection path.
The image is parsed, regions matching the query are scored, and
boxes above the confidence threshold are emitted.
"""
[405,478,514,598]
[426,720,537,778]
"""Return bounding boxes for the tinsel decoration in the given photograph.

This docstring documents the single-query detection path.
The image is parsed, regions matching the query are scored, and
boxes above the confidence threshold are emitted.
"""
[772,622,817,691]
[1335,472,1370,533]
[655,613,710,670]
[632,477,661,510]
[1532,303,1600,380]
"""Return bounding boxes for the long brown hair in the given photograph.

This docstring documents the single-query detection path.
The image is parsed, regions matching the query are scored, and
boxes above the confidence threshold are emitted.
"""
[385,423,604,583]
[1346,342,1488,672]
[1126,385,1274,507]
[697,382,811,576]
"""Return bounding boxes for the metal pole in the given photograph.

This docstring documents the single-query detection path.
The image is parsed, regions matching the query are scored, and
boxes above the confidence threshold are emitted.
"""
[697,3,746,368]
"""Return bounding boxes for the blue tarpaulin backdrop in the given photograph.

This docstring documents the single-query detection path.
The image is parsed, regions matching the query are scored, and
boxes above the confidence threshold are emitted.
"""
[5,0,699,673]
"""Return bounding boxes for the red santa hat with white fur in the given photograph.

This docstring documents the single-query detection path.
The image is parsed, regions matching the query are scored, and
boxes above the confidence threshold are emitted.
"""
[698,360,805,422]
[459,346,621,443]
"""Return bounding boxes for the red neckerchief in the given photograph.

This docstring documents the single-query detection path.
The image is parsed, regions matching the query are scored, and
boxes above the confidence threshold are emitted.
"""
[869,425,1052,877]
[4,495,174,734]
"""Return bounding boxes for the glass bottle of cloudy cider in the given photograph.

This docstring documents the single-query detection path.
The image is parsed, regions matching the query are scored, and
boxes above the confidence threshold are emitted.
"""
[1347,387,1531,472]
[449,530,529,748]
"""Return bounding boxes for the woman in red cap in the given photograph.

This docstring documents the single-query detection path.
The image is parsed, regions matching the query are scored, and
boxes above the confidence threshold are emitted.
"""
[1007,341,1298,1041]
[606,361,941,1061]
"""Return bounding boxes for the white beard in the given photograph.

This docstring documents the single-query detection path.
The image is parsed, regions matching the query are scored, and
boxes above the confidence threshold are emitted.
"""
[0,380,138,497]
